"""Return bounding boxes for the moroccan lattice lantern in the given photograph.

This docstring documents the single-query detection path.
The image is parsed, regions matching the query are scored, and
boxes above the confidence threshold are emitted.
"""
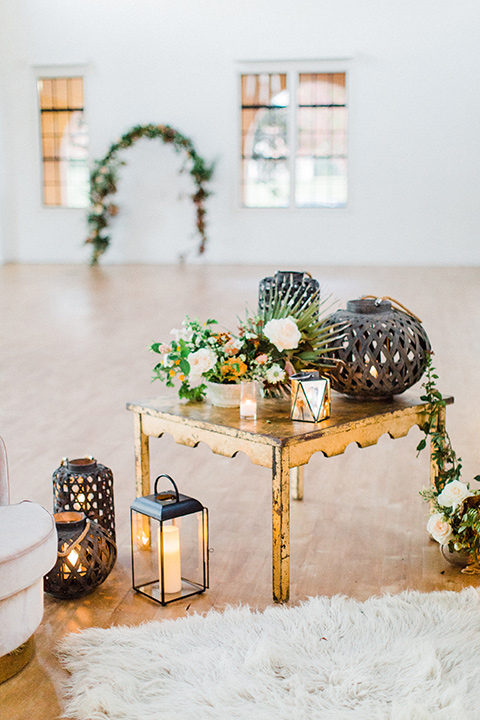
[52,457,116,542]
[325,297,431,399]
[130,474,209,606]
[44,511,117,599]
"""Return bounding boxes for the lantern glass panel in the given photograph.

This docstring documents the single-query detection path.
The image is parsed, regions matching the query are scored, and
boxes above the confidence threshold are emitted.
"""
[131,507,208,606]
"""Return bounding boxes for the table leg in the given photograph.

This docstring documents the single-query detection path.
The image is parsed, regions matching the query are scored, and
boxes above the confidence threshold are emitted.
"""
[430,404,446,488]
[133,413,152,547]
[133,412,151,497]
[272,446,290,603]
[290,466,304,501]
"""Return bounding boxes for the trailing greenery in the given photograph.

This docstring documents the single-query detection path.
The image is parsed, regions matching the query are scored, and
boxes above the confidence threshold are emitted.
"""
[418,354,480,566]
[86,124,214,265]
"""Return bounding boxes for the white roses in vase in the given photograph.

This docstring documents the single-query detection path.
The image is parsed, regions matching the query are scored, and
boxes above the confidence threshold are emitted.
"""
[427,513,453,545]
[436,480,472,509]
[188,347,217,387]
[263,316,301,352]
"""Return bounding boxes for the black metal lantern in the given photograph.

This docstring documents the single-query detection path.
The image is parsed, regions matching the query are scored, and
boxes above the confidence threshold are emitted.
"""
[44,511,117,599]
[130,475,209,606]
[258,271,320,319]
[325,297,431,399]
[52,457,116,542]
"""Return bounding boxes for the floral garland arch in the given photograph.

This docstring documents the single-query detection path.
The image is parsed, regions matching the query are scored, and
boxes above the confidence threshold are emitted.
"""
[85,124,214,265]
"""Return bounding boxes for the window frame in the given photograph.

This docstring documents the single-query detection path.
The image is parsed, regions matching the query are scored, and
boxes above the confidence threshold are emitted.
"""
[33,64,90,210]
[236,59,351,211]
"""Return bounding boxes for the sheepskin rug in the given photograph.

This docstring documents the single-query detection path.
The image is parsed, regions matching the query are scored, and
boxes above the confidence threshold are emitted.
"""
[58,588,480,719]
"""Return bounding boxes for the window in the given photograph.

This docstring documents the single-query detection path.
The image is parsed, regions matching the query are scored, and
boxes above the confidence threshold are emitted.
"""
[240,66,348,208]
[37,76,89,208]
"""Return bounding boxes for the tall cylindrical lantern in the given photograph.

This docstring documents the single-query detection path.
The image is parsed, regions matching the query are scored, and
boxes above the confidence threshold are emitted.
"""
[52,457,116,542]
[258,271,320,319]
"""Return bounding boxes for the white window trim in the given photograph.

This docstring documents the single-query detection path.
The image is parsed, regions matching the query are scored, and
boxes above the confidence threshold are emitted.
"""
[236,58,352,211]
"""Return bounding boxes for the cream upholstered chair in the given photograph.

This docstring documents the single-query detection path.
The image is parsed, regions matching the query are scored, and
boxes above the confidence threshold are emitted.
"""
[0,437,57,683]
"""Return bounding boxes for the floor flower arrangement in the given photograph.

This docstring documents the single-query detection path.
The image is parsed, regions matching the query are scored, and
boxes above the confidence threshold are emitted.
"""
[418,355,480,571]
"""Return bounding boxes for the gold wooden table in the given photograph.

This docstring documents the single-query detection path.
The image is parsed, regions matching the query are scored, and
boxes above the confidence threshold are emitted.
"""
[127,391,453,604]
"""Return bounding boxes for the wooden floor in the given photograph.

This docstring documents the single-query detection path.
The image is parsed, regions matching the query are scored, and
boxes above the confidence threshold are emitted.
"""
[0,263,479,719]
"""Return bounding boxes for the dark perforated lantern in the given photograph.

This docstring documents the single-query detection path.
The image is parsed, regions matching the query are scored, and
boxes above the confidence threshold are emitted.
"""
[130,475,209,606]
[325,298,431,399]
[52,457,116,543]
[258,271,320,319]
[44,511,116,599]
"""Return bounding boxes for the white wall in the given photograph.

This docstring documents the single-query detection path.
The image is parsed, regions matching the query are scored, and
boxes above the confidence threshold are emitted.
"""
[0,0,479,265]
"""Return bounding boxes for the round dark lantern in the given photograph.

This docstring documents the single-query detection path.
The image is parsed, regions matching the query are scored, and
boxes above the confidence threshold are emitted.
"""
[325,297,431,399]
[44,511,116,599]
[52,457,116,542]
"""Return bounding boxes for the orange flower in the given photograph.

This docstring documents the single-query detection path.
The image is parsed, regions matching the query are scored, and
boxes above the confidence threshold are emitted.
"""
[179,373,185,382]
[169,369,176,377]
[220,357,247,380]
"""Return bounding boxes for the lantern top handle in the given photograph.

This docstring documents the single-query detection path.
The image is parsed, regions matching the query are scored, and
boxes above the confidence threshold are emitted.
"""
[360,295,422,323]
[154,474,180,503]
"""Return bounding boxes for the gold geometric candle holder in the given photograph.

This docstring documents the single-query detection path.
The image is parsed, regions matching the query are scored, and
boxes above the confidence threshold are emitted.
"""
[290,371,331,423]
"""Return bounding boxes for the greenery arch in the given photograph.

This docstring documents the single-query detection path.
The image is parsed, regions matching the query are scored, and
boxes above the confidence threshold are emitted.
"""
[85,124,214,265]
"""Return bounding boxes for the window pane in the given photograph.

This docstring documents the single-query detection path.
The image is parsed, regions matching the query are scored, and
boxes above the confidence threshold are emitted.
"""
[295,73,347,208]
[38,76,89,208]
[241,73,290,207]
[296,157,347,207]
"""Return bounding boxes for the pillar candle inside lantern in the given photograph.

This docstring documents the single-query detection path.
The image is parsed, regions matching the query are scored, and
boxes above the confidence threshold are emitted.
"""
[158,524,181,594]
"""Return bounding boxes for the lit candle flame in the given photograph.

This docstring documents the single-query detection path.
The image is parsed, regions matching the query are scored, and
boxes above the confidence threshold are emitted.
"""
[370,366,378,378]
[68,548,79,566]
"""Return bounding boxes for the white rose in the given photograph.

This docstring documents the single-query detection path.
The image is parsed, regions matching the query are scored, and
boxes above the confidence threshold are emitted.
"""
[188,347,216,386]
[426,513,453,545]
[265,363,286,384]
[263,317,301,352]
[437,480,472,508]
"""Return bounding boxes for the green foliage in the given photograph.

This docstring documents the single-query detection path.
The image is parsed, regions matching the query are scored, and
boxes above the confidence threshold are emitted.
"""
[418,354,480,565]
[85,124,214,265]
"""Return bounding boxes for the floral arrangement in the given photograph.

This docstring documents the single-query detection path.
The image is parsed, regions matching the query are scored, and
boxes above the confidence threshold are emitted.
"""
[151,291,343,401]
[86,124,214,265]
[418,355,480,570]
[151,317,286,401]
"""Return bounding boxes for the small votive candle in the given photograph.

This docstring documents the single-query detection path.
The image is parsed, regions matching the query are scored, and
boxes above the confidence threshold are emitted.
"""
[240,381,257,419]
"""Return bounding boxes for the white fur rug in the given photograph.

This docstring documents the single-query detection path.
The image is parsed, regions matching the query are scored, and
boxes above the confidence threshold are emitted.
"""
[58,588,480,720]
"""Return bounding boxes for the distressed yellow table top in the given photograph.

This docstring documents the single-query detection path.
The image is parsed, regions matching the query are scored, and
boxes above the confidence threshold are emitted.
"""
[127,390,454,464]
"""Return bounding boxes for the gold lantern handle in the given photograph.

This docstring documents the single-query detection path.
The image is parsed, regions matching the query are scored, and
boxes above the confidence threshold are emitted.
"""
[361,295,423,324]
